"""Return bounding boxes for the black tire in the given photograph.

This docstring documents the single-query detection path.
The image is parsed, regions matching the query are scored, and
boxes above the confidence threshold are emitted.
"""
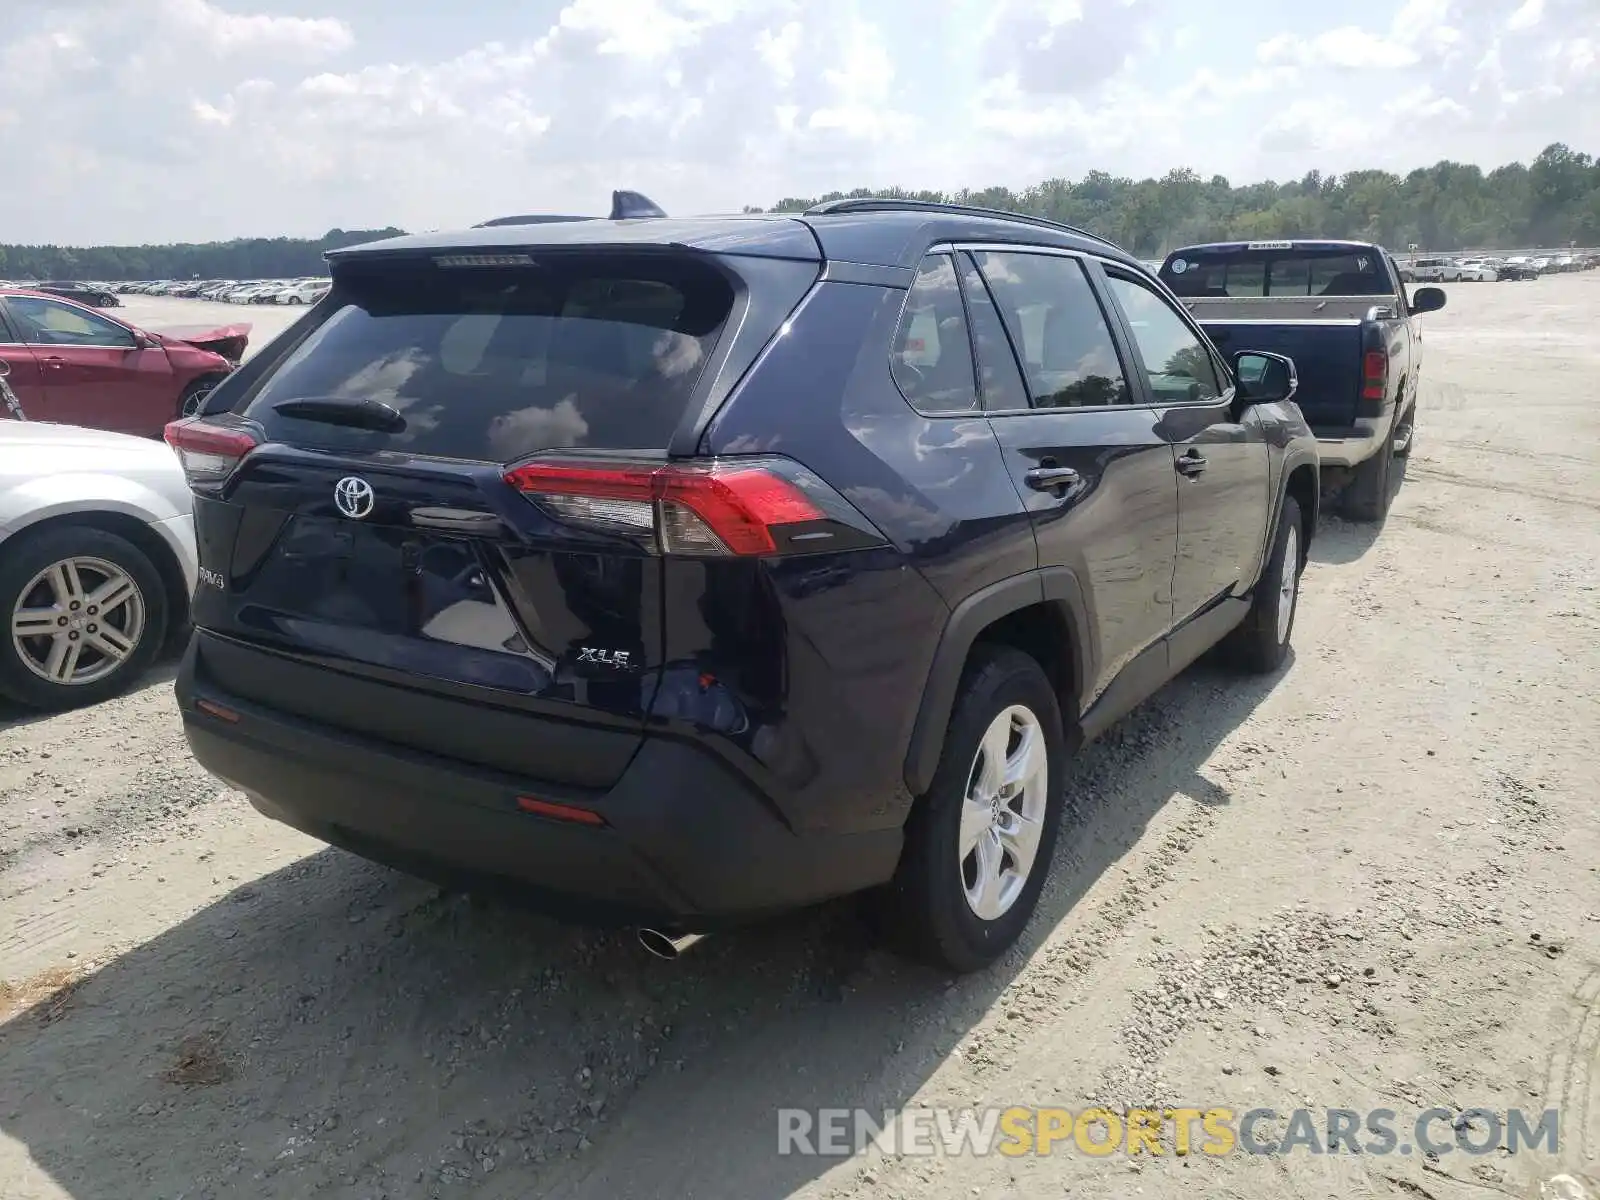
[1222,495,1302,674]
[1342,426,1395,521]
[0,525,168,711]
[877,645,1066,973]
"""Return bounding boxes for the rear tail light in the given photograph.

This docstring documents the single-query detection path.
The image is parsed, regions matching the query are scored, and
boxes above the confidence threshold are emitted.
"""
[504,457,877,557]
[1361,350,1388,402]
[164,418,259,484]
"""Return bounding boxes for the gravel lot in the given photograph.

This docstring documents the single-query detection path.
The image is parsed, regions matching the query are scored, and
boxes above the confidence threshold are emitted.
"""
[3,279,1599,1200]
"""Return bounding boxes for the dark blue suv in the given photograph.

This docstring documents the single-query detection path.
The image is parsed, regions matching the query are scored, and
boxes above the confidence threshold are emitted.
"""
[167,200,1319,972]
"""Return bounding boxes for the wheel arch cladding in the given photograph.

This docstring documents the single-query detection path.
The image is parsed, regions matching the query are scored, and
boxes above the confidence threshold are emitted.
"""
[1285,461,1319,549]
[4,511,189,645]
[903,571,1089,797]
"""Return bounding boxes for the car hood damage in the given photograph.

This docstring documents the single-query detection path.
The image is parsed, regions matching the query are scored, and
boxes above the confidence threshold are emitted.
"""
[149,323,252,364]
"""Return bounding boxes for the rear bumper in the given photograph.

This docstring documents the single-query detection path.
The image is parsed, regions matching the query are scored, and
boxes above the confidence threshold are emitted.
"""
[1313,416,1393,468]
[176,636,902,928]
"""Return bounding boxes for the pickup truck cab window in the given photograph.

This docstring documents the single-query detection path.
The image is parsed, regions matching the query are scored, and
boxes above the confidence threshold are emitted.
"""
[1163,247,1392,297]
[968,250,1131,409]
[1101,271,1221,403]
[9,296,137,349]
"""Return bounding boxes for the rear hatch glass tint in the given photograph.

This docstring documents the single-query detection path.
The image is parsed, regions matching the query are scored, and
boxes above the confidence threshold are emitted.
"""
[232,254,735,460]
[1162,248,1393,298]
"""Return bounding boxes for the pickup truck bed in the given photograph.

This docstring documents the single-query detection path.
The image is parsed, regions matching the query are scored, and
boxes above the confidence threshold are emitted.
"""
[1160,241,1446,520]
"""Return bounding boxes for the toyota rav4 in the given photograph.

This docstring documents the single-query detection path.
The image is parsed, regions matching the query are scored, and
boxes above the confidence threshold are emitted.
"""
[167,200,1319,972]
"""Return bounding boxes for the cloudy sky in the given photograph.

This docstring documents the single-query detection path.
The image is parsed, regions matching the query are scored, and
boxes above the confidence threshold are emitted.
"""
[1,0,1595,245]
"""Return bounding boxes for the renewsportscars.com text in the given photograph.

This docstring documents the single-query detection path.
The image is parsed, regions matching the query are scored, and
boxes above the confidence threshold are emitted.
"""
[777,1105,1560,1159]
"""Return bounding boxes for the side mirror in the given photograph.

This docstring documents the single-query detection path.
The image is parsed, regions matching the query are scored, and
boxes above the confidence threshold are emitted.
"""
[1409,286,1446,315]
[132,331,158,350]
[1233,350,1298,406]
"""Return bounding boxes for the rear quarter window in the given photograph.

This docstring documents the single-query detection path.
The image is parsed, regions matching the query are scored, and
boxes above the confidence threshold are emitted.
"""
[235,256,734,462]
[890,254,979,414]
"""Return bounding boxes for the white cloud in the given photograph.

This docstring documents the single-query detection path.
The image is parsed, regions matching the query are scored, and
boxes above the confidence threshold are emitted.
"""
[755,20,802,86]
[0,0,1596,246]
[159,0,352,56]
[553,0,702,59]
[1258,100,1370,157]
[1258,26,1420,70]
[807,17,911,140]
[1505,0,1545,31]
[1259,0,1466,72]
[981,0,1156,97]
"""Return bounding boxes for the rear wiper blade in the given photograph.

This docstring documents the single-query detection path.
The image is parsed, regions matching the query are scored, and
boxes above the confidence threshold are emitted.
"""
[271,396,406,433]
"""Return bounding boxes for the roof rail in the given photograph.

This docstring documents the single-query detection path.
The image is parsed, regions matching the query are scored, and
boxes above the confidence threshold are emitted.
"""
[802,197,1121,251]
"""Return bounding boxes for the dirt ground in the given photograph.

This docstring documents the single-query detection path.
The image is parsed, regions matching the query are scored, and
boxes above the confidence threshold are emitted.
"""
[3,277,1598,1200]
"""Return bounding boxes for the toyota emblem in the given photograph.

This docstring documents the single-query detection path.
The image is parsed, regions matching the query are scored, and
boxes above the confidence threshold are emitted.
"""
[334,476,375,520]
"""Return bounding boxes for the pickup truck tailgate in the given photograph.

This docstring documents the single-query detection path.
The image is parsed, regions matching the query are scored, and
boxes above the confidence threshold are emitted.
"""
[1196,319,1364,431]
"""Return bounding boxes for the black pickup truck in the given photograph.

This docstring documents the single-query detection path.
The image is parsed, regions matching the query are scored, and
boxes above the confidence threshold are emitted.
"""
[1158,240,1445,520]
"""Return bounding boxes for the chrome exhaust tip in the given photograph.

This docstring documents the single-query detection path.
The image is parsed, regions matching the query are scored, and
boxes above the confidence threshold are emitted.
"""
[637,928,706,960]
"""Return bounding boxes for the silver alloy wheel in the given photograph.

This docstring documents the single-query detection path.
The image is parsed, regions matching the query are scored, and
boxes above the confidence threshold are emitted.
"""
[1276,524,1300,645]
[959,704,1049,921]
[10,556,146,687]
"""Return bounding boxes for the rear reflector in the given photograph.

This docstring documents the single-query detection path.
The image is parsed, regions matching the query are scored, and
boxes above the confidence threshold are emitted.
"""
[516,796,607,826]
[195,699,241,723]
[504,459,824,556]
[164,418,259,484]
[1361,350,1388,402]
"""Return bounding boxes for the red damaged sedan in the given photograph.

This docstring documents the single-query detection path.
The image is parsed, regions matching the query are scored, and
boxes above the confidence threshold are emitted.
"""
[0,287,249,438]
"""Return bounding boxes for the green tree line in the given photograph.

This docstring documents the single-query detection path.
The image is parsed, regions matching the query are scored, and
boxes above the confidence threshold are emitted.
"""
[763,142,1600,258]
[2,144,1595,280]
[0,227,403,283]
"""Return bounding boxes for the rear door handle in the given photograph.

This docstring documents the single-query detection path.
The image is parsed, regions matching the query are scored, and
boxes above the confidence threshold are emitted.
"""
[1176,452,1207,477]
[1024,466,1081,492]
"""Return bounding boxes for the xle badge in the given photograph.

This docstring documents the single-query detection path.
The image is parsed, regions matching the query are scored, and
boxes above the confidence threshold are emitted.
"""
[577,647,632,668]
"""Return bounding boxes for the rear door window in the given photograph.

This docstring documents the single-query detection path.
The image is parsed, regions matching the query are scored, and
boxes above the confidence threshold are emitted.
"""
[970,251,1131,409]
[955,253,1030,412]
[236,256,734,461]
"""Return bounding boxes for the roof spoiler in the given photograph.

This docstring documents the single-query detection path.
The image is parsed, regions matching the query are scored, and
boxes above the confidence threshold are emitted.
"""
[472,190,667,228]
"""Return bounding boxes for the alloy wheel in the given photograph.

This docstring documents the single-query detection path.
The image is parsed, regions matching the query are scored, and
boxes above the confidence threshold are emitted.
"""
[10,556,146,687]
[958,705,1049,921]
[1276,525,1300,645]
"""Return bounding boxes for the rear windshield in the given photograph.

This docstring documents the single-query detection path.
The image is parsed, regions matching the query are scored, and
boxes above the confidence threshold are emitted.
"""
[1161,248,1393,298]
[236,255,734,461]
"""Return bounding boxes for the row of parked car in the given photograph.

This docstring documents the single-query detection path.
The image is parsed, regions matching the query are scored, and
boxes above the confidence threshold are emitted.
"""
[1400,250,1598,282]
[0,198,1452,973]
[0,278,332,307]
[117,278,332,305]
